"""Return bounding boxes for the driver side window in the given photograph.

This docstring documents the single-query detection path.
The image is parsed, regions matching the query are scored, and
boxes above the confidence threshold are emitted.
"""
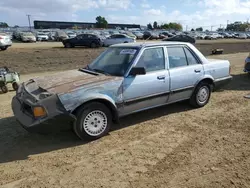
[135,47,165,72]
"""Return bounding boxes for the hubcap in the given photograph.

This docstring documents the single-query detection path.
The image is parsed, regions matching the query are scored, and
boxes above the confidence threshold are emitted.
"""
[197,86,209,104]
[83,110,107,136]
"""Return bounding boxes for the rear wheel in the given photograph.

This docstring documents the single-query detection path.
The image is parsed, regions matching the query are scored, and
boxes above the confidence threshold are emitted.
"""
[73,102,112,141]
[1,85,8,93]
[64,43,72,48]
[190,82,211,108]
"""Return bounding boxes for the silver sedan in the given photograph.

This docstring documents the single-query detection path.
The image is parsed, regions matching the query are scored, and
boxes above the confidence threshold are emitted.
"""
[103,34,135,47]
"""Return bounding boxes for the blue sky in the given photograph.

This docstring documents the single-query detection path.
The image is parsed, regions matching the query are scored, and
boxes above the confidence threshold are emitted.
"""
[1,0,250,30]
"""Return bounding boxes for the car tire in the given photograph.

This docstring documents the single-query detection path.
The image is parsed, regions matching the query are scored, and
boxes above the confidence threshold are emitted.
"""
[1,46,7,51]
[90,42,97,48]
[12,82,19,91]
[190,82,211,108]
[64,43,72,48]
[1,85,8,93]
[73,102,112,141]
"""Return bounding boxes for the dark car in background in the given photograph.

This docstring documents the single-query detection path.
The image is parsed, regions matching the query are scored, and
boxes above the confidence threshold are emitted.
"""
[162,34,196,44]
[62,34,103,48]
[143,31,159,40]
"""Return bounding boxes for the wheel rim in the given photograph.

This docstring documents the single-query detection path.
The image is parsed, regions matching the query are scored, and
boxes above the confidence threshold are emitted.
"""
[83,110,108,136]
[196,86,209,104]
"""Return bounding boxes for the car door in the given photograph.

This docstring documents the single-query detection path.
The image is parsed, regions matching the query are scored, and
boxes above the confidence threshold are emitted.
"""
[122,46,170,115]
[116,34,125,43]
[167,45,204,102]
[105,35,116,46]
[74,34,85,46]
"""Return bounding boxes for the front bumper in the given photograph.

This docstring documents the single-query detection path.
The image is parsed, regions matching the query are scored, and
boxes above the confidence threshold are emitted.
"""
[11,87,75,133]
[214,76,233,90]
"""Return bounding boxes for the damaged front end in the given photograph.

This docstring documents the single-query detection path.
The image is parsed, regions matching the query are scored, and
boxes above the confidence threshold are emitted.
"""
[11,79,76,133]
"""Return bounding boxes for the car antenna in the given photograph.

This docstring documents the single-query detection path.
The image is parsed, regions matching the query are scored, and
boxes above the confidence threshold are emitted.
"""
[142,31,152,46]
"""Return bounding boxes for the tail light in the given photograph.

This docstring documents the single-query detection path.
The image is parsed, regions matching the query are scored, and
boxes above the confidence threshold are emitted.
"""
[0,36,3,39]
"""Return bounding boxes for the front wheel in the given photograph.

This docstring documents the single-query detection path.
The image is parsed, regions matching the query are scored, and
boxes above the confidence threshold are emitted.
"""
[190,82,211,108]
[12,82,19,91]
[1,85,8,93]
[1,46,7,51]
[73,102,112,141]
[64,43,72,48]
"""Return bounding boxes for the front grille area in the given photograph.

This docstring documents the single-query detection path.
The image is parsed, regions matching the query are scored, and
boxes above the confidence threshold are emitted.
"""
[22,103,33,116]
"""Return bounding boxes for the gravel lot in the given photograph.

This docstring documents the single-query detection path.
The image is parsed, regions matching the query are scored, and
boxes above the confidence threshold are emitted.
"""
[0,43,250,188]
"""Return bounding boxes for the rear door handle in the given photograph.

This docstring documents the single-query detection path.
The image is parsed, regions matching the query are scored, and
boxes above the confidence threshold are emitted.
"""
[157,75,165,80]
[194,69,201,73]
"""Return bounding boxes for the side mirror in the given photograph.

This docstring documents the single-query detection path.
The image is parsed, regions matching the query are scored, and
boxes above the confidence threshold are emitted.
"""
[129,67,146,76]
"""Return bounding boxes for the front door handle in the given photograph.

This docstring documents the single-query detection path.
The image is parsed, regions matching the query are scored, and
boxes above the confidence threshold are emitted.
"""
[157,75,165,80]
[194,69,201,73]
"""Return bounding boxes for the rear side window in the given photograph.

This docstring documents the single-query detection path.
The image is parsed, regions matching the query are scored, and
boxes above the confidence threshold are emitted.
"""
[167,47,188,69]
[184,48,199,65]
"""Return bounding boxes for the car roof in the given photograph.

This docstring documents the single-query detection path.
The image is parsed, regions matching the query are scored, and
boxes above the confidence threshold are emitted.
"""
[110,41,191,48]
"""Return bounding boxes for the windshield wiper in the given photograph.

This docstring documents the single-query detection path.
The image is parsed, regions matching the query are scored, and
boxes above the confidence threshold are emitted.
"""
[92,69,111,76]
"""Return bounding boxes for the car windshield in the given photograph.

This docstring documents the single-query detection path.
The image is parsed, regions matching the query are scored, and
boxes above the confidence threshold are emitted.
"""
[86,47,139,76]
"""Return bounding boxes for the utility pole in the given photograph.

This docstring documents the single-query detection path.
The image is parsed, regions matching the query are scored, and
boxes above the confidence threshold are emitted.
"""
[186,25,188,31]
[211,25,213,31]
[26,14,31,31]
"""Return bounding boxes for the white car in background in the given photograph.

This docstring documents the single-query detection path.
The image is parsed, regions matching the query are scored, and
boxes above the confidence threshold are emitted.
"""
[0,33,12,50]
[67,31,77,38]
[36,32,49,41]
[103,34,135,47]
[20,32,36,42]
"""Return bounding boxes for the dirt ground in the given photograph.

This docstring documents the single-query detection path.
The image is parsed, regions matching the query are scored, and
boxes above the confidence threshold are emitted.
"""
[1,39,250,74]
[0,44,250,188]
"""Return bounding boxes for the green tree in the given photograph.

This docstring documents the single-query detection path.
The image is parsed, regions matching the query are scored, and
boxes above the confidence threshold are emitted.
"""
[147,23,153,30]
[14,25,19,28]
[226,21,249,31]
[217,28,224,32]
[160,22,183,31]
[95,16,108,28]
[191,28,195,31]
[153,21,158,29]
[0,22,8,28]
[195,27,203,31]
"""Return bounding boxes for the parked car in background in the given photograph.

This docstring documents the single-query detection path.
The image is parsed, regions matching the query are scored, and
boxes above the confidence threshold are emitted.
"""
[132,31,144,39]
[204,33,218,40]
[62,33,103,48]
[54,30,69,41]
[162,34,196,44]
[103,34,135,46]
[0,33,12,50]
[20,32,36,42]
[237,33,247,39]
[67,31,77,38]
[143,31,159,40]
[12,41,232,141]
[100,31,110,39]
[36,32,49,41]
[121,31,136,40]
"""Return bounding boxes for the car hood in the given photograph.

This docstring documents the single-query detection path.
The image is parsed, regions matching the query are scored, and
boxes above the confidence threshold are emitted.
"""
[31,69,119,94]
